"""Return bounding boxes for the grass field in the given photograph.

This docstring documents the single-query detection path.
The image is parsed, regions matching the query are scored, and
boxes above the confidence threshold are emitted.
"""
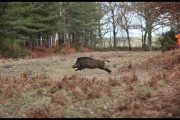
[97,36,160,48]
[0,49,180,118]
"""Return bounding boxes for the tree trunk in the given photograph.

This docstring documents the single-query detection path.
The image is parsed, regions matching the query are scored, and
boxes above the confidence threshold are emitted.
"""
[46,36,50,48]
[111,9,117,48]
[109,28,112,48]
[40,35,42,46]
[126,29,132,51]
[83,32,86,47]
[50,36,53,48]
[58,32,61,45]
[147,29,152,51]
[141,30,144,48]
[98,20,102,39]
[146,22,152,51]
[143,31,147,49]
[72,33,75,44]
[113,26,117,48]
[63,10,66,43]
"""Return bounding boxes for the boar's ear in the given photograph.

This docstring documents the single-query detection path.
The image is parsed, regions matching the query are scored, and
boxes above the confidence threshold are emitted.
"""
[77,57,80,61]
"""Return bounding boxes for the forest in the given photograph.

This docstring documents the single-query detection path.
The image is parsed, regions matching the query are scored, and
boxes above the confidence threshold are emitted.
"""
[0,2,180,58]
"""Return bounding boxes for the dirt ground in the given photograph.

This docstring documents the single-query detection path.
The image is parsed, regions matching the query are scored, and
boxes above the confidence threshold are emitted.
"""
[0,49,180,118]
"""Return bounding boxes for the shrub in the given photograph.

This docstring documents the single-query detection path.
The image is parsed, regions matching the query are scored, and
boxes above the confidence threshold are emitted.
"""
[21,47,32,57]
[158,29,177,50]
[53,45,63,54]
[0,40,22,58]
[72,42,82,52]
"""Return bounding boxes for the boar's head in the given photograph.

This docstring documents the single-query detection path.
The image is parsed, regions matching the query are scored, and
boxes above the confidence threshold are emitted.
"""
[72,57,80,68]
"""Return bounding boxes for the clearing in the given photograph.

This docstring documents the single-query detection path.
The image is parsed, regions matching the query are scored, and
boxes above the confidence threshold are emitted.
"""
[0,50,180,118]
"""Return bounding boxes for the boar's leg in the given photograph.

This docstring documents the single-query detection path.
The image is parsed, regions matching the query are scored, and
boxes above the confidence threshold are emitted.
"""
[100,68,112,74]
[75,68,80,71]
[75,68,85,71]
[105,68,112,73]
[75,66,85,71]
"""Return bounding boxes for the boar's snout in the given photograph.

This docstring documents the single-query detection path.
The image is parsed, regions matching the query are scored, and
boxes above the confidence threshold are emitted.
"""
[72,64,79,68]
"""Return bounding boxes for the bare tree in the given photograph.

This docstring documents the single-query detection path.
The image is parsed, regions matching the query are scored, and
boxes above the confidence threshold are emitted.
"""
[96,2,109,42]
[137,16,146,48]
[155,2,180,32]
[117,2,134,51]
[106,2,119,48]
[132,2,163,51]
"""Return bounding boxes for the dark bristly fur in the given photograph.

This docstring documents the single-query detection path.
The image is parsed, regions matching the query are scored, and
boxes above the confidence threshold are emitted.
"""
[72,57,112,74]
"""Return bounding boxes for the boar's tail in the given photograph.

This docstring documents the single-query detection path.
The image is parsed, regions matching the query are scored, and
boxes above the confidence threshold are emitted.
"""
[104,60,110,62]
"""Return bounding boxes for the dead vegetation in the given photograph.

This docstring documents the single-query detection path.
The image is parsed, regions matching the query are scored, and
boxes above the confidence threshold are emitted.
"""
[0,49,180,118]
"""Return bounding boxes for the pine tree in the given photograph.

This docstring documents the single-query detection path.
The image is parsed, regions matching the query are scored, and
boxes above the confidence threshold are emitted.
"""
[67,2,103,47]
[0,2,22,57]
[0,2,61,57]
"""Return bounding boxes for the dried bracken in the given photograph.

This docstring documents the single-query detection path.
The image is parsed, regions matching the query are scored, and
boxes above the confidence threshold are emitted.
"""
[0,49,180,118]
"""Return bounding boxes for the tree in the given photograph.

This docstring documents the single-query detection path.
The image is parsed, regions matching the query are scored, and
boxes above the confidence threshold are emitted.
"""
[159,29,177,51]
[135,15,146,48]
[63,2,103,48]
[38,2,60,48]
[0,2,23,57]
[117,2,134,51]
[106,2,119,48]
[96,2,109,42]
[0,2,61,57]
[133,2,163,51]
[58,2,70,44]
[0,2,8,40]
[7,2,60,49]
[155,2,180,32]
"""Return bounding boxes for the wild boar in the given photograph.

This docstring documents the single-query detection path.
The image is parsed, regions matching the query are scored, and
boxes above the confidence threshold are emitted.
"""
[72,57,112,74]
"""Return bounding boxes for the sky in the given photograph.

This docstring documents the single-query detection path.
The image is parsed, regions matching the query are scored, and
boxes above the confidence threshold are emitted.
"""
[103,23,171,38]
[102,22,170,38]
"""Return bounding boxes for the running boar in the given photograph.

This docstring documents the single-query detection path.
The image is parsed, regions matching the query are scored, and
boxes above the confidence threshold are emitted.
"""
[72,57,112,74]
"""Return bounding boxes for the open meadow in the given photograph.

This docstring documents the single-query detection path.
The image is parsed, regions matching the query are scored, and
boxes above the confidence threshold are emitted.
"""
[0,50,180,118]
